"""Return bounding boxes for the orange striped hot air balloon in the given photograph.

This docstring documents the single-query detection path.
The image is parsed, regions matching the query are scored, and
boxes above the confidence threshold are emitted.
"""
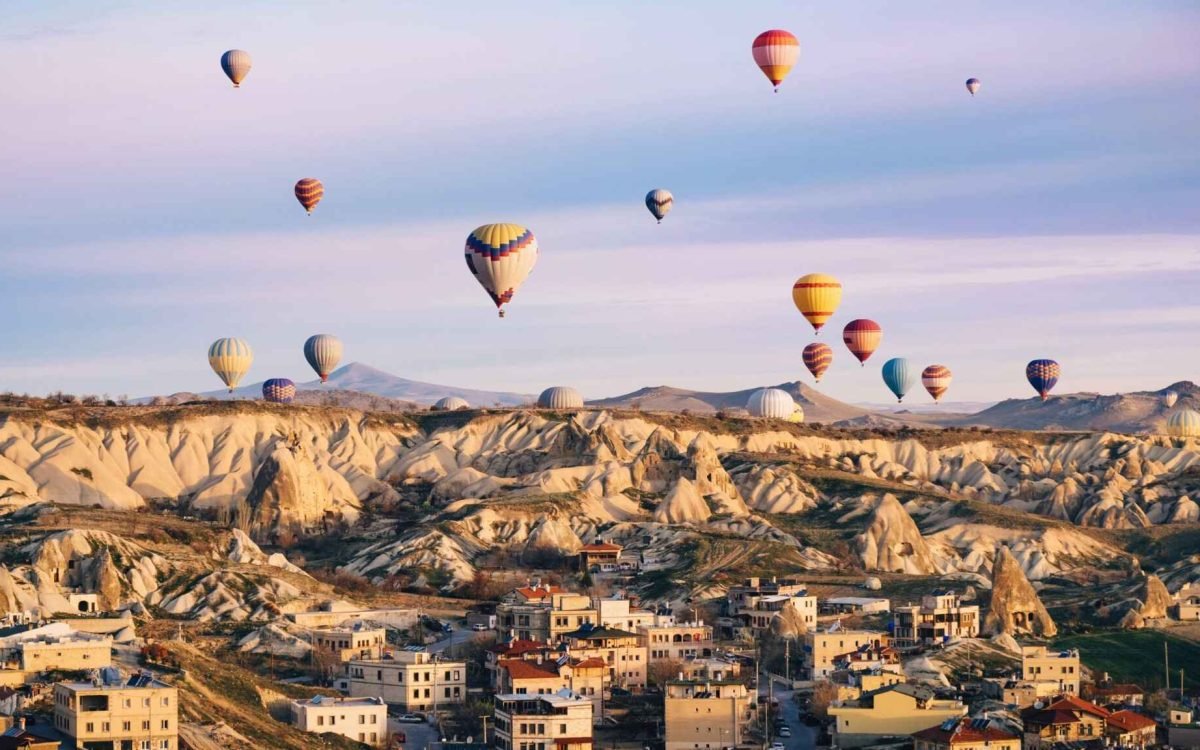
[843,319,882,366]
[752,30,800,92]
[803,342,833,383]
[792,273,842,333]
[921,364,953,402]
[294,178,324,215]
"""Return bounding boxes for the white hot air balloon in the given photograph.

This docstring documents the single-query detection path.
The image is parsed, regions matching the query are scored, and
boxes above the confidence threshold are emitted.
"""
[747,388,797,419]
[207,337,253,392]
[434,396,470,411]
[303,334,343,382]
[1167,409,1200,438]
[538,387,584,409]
[1162,391,1179,409]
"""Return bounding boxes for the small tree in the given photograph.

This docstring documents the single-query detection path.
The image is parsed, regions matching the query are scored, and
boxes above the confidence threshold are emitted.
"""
[810,680,839,720]
[648,658,685,687]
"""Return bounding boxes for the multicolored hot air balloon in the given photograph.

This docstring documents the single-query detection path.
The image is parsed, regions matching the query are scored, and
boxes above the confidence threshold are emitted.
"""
[208,337,253,392]
[465,223,539,318]
[921,364,953,402]
[792,273,842,334]
[1026,359,1060,401]
[1163,391,1179,409]
[803,342,833,383]
[965,77,981,96]
[303,334,342,383]
[645,189,673,223]
[843,319,882,366]
[752,30,800,92]
[1168,409,1200,438]
[295,178,324,215]
[262,378,296,404]
[882,358,917,403]
[221,50,252,88]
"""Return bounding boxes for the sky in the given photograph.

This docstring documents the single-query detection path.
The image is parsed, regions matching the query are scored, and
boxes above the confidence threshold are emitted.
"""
[2,0,1198,403]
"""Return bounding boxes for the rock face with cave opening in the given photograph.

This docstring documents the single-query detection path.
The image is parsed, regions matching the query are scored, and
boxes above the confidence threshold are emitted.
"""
[983,545,1057,637]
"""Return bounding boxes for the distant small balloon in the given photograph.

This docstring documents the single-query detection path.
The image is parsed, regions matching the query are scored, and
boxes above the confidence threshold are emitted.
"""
[221,50,252,87]
[843,319,882,366]
[921,364,953,402]
[752,30,800,92]
[966,77,981,96]
[262,378,296,404]
[882,358,917,403]
[803,342,834,383]
[645,189,673,223]
[1026,359,1060,401]
[1162,391,1179,409]
[295,178,324,215]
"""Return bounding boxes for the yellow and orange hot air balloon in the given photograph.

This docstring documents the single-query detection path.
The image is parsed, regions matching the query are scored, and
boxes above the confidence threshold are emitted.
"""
[752,30,800,92]
[843,319,882,366]
[792,273,842,334]
[294,178,324,215]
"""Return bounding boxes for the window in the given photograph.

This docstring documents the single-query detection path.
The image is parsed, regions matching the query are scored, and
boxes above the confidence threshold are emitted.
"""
[319,716,325,726]
[143,721,151,731]
[561,724,567,734]
[444,688,451,698]
[160,742,170,750]
[86,723,94,733]
[371,714,378,724]
[162,697,170,706]
[123,722,131,731]
[102,723,111,733]
[140,742,150,750]
[161,720,169,730]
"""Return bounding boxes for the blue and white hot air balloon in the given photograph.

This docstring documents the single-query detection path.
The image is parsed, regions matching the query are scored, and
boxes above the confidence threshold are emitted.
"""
[645,189,674,223]
[881,358,917,403]
[303,334,343,383]
[220,50,252,87]
[262,378,296,404]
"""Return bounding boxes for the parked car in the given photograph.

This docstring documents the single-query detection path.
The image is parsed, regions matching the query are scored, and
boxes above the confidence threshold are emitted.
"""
[395,713,426,724]
[471,623,488,632]
[778,726,792,738]
[771,742,786,750]
[610,687,632,697]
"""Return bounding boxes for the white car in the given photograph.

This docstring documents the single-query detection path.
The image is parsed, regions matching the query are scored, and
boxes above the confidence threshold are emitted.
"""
[771,742,786,750]
[471,623,488,632]
[778,726,792,738]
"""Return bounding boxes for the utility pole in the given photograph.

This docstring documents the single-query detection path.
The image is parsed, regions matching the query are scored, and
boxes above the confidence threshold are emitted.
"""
[480,714,489,745]
[785,640,790,683]
[1166,642,1171,698]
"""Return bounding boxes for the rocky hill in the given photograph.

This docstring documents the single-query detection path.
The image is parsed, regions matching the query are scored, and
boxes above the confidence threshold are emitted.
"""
[589,381,870,423]
[945,382,1197,433]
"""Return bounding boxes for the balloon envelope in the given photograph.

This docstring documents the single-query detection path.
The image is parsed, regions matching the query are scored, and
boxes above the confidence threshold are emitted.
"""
[295,178,324,214]
[262,378,296,404]
[304,334,343,383]
[747,388,796,419]
[803,342,833,382]
[1167,409,1200,438]
[645,189,673,222]
[1026,359,1060,401]
[882,358,917,403]
[1163,392,1179,409]
[208,337,253,392]
[221,50,252,87]
[465,223,539,317]
[966,77,981,95]
[843,319,882,365]
[752,30,800,90]
[434,396,470,411]
[921,365,953,402]
[792,274,842,333]
[538,386,583,409]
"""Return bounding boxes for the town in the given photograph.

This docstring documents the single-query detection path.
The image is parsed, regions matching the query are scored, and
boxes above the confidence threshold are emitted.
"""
[2,539,1198,750]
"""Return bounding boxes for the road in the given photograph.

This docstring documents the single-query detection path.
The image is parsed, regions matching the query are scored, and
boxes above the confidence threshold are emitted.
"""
[426,626,485,655]
[763,683,818,750]
[390,716,440,750]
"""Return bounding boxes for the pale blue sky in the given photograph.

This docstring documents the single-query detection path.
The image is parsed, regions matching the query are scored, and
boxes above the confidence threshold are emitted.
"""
[1,1,1198,402]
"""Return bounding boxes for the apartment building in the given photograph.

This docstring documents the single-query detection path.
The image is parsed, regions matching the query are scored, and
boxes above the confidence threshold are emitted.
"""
[804,629,890,680]
[498,587,595,644]
[291,695,387,747]
[828,683,967,748]
[561,626,647,691]
[495,656,607,724]
[346,648,466,711]
[493,690,593,750]
[17,634,112,672]
[53,674,178,750]
[892,592,980,648]
[664,679,752,750]
[1020,646,1080,697]
[912,717,1020,750]
[725,577,816,634]
[578,542,622,571]
[640,620,714,663]
[1020,695,1109,749]
[595,598,655,633]
[311,624,387,664]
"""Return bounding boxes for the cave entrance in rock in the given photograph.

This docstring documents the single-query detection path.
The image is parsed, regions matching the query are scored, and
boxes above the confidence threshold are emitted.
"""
[78,600,90,613]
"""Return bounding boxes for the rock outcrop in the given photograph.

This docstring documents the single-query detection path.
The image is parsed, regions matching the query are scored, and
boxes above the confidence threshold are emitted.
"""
[855,495,937,575]
[983,546,1057,638]
[1137,574,1172,619]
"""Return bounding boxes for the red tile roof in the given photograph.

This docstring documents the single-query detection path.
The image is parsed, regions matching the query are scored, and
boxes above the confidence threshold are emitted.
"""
[580,543,621,552]
[912,719,1019,745]
[499,659,561,680]
[515,585,567,600]
[571,657,607,669]
[1045,694,1111,719]
[1107,710,1157,733]
[490,639,551,656]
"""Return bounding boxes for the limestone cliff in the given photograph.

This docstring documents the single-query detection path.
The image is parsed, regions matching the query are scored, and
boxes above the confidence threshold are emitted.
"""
[983,546,1057,637]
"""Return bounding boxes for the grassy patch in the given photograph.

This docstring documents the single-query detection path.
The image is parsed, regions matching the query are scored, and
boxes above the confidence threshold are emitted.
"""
[1054,631,1200,690]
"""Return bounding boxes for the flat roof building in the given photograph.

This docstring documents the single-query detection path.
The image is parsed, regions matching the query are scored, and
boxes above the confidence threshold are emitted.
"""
[291,695,387,748]
[53,673,178,750]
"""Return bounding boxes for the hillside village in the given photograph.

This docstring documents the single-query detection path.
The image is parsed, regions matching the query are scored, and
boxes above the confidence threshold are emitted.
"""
[0,399,1196,749]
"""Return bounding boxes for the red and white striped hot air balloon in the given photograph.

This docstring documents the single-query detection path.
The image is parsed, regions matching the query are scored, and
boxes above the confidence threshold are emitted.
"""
[842,319,882,366]
[921,365,953,402]
[803,342,833,383]
[752,30,800,92]
[294,178,324,215]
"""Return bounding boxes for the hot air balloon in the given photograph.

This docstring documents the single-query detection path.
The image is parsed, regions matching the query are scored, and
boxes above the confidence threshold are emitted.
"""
[434,396,470,411]
[882,358,917,403]
[803,342,833,383]
[1026,359,1060,401]
[538,386,584,409]
[303,334,343,383]
[752,30,800,92]
[747,388,796,419]
[792,274,842,334]
[262,378,296,404]
[966,78,981,96]
[208,337,253,392]
[1167,409,1200,438]
[1163,391,1179,409]
[921,365,953,402]
[645,189,673,223]
[843,319,882,366]
[295,178,324,215]
[465,223,539,318]
[221,50,252,88]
